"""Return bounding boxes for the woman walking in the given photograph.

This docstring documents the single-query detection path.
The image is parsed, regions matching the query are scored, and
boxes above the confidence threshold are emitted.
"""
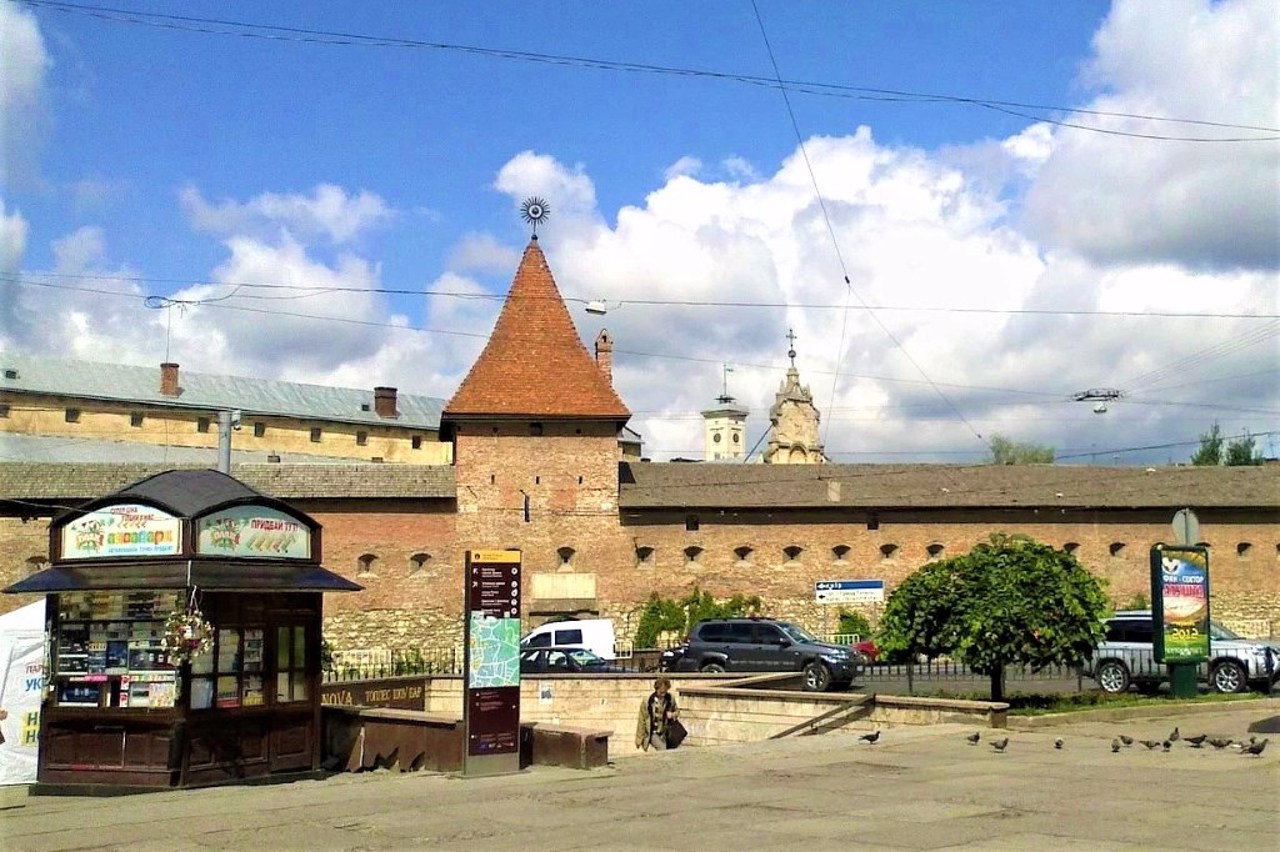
[636,677,679,751]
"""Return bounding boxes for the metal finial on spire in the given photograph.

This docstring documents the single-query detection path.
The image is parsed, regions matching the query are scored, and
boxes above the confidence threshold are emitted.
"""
[786,328,797,367]
[520,197,550,238]
[718,363,736,404]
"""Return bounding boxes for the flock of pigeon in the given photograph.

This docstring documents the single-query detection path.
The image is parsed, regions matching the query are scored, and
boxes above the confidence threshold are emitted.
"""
[958,725,1270,756]
[854,725,1269,756]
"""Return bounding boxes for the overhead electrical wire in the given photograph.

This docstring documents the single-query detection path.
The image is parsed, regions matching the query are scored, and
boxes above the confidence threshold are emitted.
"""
[15,0,1279,142]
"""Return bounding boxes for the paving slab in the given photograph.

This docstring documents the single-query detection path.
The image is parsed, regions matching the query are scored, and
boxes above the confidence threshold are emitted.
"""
[2,702,1277,851]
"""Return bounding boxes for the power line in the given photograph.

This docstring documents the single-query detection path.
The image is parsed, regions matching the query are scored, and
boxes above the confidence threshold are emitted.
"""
[10,272,1279,319]
[16,0,1279,142]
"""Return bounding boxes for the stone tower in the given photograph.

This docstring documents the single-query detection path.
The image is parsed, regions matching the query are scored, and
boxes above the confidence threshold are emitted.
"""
[441,237,631,620]
[701,366,747,461]
[762,331,826,465]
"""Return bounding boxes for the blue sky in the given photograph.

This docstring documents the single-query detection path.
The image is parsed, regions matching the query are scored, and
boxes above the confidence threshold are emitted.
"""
[2,1,1277,463]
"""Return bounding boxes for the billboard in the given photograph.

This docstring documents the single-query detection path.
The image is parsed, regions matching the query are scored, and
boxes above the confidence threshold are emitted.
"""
[1150,545,1210,664]
[60,504,181,559]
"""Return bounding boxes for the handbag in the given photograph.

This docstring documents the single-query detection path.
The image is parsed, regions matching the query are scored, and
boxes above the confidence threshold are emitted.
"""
[665,718,688,749]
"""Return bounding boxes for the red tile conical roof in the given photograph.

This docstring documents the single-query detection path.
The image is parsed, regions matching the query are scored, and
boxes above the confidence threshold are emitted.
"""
[443,239,630,421]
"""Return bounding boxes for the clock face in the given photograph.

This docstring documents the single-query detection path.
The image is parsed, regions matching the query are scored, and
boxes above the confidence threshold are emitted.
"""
[732,433,740,443]
[713,433,722,443]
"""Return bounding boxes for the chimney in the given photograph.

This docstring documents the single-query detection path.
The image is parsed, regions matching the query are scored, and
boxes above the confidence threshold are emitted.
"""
[594,329,613,385]
[373,386,398,418]
[160,362,180,397]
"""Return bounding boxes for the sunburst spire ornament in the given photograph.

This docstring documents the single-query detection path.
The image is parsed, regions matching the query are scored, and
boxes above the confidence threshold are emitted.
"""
[520,197,550,237]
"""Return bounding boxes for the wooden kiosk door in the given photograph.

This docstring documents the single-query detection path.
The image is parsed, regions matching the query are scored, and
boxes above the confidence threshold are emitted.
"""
[269,608,320,772]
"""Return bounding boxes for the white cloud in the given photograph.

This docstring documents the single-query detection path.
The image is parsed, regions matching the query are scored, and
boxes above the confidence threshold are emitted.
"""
[663,156,703,182]
[722,156,759,182]
[447,233,521,274]
[0,201,28,270]
[180,184,394,246]
[0,3,52,186]
[1022,0,1279,271]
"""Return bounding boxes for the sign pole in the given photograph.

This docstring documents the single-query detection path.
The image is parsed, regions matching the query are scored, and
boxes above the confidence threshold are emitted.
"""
[462,549,522,777]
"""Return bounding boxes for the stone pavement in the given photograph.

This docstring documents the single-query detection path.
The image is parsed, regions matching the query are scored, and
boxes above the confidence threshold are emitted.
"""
[3,701,1277,851]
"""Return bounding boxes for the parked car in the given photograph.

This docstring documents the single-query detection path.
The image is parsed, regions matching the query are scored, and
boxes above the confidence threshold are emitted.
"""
[667,617,863,691]
[521,618,618,660]
[1083,610,1279,694]
[519,646,627,675]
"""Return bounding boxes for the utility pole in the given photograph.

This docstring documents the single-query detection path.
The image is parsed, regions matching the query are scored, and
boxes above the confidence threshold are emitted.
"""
[217,410,241,473]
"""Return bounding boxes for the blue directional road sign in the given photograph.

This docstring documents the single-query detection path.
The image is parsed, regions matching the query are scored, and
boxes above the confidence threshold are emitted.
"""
[815,579,885,604]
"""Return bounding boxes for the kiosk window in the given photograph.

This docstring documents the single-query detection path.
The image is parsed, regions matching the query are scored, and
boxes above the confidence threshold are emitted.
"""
[276,625,308,703]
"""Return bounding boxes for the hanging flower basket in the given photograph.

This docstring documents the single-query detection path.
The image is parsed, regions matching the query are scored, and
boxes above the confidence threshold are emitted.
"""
[162,607,213,665]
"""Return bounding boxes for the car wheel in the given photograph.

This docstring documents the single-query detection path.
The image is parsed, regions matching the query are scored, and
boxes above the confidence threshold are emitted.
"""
[803,661,833,692]
[1096,660,1131,694]
[1210,660,1247,694]
[700,661,726,674]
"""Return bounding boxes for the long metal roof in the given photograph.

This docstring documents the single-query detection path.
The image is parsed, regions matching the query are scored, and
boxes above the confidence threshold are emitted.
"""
[0,353,445,429]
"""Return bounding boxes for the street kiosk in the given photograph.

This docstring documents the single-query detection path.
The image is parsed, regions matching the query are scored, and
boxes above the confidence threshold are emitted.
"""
[4,468,360,790]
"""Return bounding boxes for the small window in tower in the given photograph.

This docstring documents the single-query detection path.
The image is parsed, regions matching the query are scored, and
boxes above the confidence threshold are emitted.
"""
[1109,542,1126,558]
[25,555,49,575]
[65,407,81,423]
[684,546,704,564]
[412,435,423,450]
[310,427,322,443]
[578,475,583,484]
[636,546,655,567]
[253,422,266,438]
[926,543,945,560]
[880,544,899,560]
[409,552,431,574]
[866,514,879,531]
[356,431,368,446]
[832,544,851,562]
[557,547,575,567]
[530,422,544,436]
[357,554,378,576]
[685,515,700,532]
[783,545,803,562]
[734,546,754,563]
[130,411,144,428]
[197,416,210,433]
[1063,542,1081,555]
[1237,542,1252,559]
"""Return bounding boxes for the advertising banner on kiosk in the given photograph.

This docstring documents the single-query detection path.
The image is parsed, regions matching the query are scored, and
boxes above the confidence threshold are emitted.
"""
[0,601,46,786]
[463,550,522,777]
[1150,544,1210,664]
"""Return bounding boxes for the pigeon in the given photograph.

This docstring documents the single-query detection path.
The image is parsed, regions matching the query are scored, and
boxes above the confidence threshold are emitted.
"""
[1168,727,1180,743]
[1240,739,1269,757]
[1111,738,1121,753]
[1162,741,1171,752]
[990,738,1009,753]
[859,731,881,744]
[1185,734,1207,747]
[1119,735,1134,747]
[1054,738,1064,750]
[965,732,981,746]
[1208,738,1233,750]
[1139,740,1161,750]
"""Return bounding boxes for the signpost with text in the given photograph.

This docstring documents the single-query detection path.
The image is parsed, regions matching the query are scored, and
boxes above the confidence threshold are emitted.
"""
[463,549,522,777]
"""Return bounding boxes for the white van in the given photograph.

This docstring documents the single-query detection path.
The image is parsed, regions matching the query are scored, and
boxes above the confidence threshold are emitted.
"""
[521,619,618,660]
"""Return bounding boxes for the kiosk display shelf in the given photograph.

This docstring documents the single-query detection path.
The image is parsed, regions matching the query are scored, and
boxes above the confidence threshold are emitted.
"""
[51,591,181,709]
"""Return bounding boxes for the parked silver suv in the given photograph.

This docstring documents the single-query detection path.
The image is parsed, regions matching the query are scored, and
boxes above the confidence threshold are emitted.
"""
[1084,610,1279,694]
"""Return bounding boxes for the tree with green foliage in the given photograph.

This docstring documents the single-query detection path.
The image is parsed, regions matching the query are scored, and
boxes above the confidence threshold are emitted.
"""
[1225,430,1264,466]
[877,534,1109,702]
[1192,423,1264,466]
[1191,422,1224,466]
[987,434,1055,465]
[633,587,763,648]
[836,609,873,640]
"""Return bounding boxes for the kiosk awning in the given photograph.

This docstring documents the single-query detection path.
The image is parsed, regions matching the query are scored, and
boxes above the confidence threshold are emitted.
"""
[4,560,363,594]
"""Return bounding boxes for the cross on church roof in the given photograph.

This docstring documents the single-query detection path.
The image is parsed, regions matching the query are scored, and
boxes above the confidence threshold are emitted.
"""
[786,328,797,367]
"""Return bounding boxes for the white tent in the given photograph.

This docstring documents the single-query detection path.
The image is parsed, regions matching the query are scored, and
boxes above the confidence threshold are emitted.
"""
[0,601,45,786]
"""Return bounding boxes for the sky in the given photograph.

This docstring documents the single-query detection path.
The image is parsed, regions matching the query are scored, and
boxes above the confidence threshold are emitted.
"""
[1,0,1277,465]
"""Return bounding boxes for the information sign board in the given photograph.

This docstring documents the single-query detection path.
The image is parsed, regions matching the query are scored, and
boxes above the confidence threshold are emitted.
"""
[815,579,885,605]
[1150,545,1210,664]
[463,549,522,776]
